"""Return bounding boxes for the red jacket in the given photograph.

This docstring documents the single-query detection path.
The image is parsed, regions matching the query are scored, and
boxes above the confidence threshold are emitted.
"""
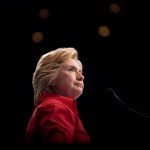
[25,93,91,144]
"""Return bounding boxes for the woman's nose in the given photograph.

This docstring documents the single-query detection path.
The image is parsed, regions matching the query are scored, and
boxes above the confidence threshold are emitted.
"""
[77,72,84,81]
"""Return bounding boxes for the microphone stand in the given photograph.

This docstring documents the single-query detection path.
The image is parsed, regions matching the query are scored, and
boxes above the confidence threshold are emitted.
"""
[108,87,150,120]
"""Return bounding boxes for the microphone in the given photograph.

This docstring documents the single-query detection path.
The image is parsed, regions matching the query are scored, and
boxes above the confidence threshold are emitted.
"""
[107,87,150,120]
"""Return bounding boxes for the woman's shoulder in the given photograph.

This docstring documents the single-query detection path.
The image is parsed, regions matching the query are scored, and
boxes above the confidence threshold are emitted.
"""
[36,97,71,113]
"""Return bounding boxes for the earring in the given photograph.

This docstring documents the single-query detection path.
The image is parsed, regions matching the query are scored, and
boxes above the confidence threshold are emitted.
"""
[50,82,55,86]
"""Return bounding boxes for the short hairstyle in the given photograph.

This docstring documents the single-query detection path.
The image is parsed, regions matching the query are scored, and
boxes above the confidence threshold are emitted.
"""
[32,47,82,105]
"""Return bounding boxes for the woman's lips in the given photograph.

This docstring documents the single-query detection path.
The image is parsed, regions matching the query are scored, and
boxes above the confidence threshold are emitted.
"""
[75,83,83,88]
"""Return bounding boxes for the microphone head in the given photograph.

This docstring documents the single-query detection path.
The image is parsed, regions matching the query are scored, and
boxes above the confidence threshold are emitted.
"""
[107,87,115,94]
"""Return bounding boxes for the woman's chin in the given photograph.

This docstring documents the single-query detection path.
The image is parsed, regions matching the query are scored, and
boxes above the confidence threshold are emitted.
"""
[74,90,83,98]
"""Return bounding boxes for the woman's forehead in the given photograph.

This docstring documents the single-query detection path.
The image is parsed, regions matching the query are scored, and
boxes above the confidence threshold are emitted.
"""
[65,58,78,64]
[64,59,82,68]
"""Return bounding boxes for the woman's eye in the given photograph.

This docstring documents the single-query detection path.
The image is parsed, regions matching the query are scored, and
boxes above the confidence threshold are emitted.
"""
[68,67,76,72]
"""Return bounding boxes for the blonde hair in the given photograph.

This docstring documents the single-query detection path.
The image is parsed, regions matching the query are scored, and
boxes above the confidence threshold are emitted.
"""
[32,47,82,105]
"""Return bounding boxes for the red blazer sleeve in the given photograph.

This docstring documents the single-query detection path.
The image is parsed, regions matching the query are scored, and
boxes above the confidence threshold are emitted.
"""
[37,101,76,144]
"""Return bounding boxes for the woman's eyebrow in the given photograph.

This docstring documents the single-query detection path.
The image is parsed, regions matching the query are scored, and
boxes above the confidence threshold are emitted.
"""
[66,65,83,73]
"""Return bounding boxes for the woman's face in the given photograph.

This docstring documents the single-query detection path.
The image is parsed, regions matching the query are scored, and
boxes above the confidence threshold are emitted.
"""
[53,58,84,99]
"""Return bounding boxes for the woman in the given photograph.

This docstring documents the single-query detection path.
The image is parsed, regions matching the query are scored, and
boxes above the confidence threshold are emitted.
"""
[25,47,91,144]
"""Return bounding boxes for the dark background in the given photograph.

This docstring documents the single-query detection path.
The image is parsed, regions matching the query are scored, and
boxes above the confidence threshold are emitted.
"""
[1,0,150,145]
